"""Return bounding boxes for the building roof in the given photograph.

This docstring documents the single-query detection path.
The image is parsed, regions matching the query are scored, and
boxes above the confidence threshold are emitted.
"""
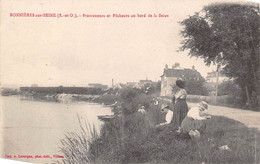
[139,80,153,83]
[161,68,200,78]
[88,83,102,86]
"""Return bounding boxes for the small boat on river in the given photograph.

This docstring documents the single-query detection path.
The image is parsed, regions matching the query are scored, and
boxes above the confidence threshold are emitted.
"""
[98,114,122,121]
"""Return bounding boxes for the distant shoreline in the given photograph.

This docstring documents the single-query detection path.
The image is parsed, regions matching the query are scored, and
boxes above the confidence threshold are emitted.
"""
[19,92,101,102]
[1,87,105,102]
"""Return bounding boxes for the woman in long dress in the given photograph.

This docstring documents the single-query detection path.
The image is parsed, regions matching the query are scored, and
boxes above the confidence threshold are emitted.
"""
[172,80,189,130]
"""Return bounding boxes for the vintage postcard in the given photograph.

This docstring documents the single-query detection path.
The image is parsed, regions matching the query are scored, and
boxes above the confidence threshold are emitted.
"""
[0,0,259,163]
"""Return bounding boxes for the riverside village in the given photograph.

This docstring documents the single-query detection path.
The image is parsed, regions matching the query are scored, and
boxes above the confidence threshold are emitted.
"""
[1,62,260,164]
[1,2,260,164]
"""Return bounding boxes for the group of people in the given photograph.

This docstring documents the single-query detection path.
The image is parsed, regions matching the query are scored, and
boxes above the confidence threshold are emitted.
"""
[161,79,211,139]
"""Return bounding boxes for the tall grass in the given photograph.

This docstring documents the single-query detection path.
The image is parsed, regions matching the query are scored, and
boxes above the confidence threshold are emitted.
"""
[58,114,99,164]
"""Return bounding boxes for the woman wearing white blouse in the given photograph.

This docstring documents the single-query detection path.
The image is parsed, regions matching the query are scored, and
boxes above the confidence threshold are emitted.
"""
[181,101,211,134]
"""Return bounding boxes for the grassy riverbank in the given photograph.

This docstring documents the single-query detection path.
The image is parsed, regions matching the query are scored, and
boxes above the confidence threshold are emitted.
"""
[59,88,260,164]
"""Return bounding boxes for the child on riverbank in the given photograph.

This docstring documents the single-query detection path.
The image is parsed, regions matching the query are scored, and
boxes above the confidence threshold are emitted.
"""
[156,104,173,127]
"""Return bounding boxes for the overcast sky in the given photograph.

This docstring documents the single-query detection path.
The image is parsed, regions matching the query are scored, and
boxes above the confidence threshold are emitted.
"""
[1,0,251,87]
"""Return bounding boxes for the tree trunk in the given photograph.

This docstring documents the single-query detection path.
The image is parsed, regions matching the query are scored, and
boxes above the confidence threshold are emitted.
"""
[251,90,258,110]
[245,85,259,110]
[245,86,252,108]
[240,85,247,105]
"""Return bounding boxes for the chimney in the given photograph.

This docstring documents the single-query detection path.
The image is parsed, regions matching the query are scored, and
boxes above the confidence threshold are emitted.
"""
[165,64,168,69]
[112,79,114,88]
[172,63,180,69]
[192,65,195,70]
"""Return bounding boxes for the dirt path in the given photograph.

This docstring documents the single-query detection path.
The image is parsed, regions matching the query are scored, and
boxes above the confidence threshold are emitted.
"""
[188,102,260,130]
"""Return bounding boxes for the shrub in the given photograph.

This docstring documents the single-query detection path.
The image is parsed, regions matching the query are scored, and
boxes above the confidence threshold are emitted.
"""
[99,94,118,105]
[119,87,154,115]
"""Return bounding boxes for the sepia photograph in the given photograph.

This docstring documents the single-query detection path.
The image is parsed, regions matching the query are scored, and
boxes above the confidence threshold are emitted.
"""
[0,0,260,163]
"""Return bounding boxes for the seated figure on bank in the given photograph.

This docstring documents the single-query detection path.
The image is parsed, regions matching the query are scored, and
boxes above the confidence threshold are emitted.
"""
[180,101,211,139]
[157,104,173,127]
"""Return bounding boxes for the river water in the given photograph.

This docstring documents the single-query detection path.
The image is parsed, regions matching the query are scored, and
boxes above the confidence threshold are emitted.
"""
[0,95,112,163]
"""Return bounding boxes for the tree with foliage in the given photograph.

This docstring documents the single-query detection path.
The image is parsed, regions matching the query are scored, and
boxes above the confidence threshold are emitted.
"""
[155,80,161,94]
[180,3,259,109]
[184,71,209,96]
[218,80,242,96]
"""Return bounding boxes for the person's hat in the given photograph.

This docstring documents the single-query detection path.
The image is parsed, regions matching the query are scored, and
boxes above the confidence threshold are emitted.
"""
[197,101,208,110]
[161,104,169,111]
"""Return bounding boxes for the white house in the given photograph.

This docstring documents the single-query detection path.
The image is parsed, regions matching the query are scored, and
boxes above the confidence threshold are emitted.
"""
[160,63,201,97]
